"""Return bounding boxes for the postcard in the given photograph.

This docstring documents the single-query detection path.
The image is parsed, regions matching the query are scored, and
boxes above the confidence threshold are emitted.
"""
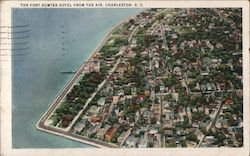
[0,1,249,156]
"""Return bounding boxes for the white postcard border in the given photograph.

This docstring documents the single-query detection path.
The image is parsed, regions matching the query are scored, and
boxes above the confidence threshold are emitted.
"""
[0,1,249,156]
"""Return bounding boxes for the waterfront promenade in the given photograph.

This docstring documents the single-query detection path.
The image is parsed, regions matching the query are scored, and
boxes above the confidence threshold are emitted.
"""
[36,14,139,148]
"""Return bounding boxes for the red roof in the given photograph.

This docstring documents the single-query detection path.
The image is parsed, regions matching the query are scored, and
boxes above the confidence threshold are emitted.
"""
[137,95,144,100]
[224,98,233,105]
[105,127,117,136]
[109,96,113,101]
[90,116,102,123]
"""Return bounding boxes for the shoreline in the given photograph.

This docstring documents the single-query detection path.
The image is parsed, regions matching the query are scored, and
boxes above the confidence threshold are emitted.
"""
[36,10,144,148]
[36,124,118,148]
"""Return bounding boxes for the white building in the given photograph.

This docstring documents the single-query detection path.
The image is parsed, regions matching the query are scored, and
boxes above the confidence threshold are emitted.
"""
[125,135,139,148]
[117,129,131,146]
[97,125,111,140]
[138,132,148,148]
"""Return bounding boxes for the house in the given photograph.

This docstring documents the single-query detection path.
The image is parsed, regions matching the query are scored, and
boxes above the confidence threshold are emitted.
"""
[186,141,197,147]
[238,117,243,127]
[116,63,126,74]
[197,106,204,112]
[195,83,201,91]
[148,127,158,135]
[160,85,165,91]
[105,57,115,67]
[82,57,100,74]
[192,122,199,128]
[143,110,155,122]
[172,93,179,102]
[148,79,156,86]
[87,123,102,137]
[187,107,192,118]
[138,132,148,148]
[127,49,136,58]
[206,83,212,92]
[215,116,228,129]
[112,96,120,104]
[164,129,173,137]
[155,133,161,147]
[90,115,102,124]
[204,136,215,144]
[192,107,198,112]
[87,105,99,116]
[131,87,137,95]
[131,38,137,48]
[117,129,131,145]
[171,33,178,39]
[163,110,172,120]
[236,89,243,98]
[200,84,206,93]
[118,89,125,96]
[153,59,159,68]
[151,104,160,112]
[73,119,88,133]
[105,127,118,142]
[205,107,210,115]
[62,114,74,127]
[126,135,139,147]
[224,97,233,105]
[233,127,243,141]
[97,97,106,106]
[141,50,149,57]
[97,124,111,140]
[109,104,115,113]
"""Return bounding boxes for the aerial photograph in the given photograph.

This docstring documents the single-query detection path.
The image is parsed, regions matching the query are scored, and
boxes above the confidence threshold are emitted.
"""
[12,8,243,148]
